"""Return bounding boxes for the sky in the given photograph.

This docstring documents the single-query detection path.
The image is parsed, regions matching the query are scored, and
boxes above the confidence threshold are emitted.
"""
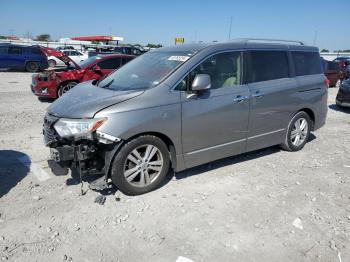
[0,0,349,50]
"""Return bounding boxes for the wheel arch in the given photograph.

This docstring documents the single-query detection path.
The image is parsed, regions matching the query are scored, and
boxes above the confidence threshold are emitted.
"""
[297,108,315,130]
[123,131,177,169]
[105,131,177,179]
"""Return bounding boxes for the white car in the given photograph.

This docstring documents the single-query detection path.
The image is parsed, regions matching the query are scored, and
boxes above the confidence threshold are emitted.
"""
[47,50,88,68]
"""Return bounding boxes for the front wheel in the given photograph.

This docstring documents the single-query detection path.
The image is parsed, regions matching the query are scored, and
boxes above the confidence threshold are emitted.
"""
[111,135,170,195]
[57,82,78,97]
[280,111,311,152]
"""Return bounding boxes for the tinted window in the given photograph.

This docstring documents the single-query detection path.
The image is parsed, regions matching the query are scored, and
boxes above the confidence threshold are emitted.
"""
[98,57,122,69]
[8,46,22,55]
[292,51,322,76]
[0,46,7,54]
[247,51,289,83]
[189,52,242,90]
[63,51,71,56]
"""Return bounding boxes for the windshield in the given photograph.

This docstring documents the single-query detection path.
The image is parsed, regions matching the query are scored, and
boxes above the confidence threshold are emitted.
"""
[97,51,193,91]
[78,56,102,68]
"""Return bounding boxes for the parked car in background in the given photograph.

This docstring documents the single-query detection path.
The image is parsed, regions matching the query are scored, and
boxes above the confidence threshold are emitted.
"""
[63,50,88,64]
[333,56,350,63]
[114,46,143,56]
[0,43,48,72]
[47,50,88,68]
[336,79,350,108]
[322,59,343,87]
[56,46,75,51]
[43,39,328,195]
[31,54,135,99]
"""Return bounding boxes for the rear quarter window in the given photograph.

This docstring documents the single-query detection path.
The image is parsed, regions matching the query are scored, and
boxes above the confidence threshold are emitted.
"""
[247,51,289,83]
[292,51,322,76]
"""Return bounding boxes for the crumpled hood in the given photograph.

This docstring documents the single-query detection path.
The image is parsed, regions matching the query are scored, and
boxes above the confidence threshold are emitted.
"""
[47,81,144,118]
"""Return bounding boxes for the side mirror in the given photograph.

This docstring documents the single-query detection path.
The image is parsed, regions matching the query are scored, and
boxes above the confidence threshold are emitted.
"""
[191,74,211,91]
[93,65,101,72]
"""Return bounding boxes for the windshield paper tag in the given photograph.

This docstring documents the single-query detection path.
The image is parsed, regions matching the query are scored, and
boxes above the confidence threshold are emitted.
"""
[168,56,190,62]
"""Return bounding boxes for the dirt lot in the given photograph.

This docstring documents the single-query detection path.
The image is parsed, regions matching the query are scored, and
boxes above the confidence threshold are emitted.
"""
[0,72,349,262]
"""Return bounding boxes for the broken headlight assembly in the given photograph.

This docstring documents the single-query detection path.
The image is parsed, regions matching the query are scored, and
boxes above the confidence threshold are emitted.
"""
[54,117,107,139]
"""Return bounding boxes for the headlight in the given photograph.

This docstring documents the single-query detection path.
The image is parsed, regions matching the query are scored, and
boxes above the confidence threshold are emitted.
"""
[54,118,107,138]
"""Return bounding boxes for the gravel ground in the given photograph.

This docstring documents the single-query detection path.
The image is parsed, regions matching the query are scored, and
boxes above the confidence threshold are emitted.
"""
[0,72,349,262]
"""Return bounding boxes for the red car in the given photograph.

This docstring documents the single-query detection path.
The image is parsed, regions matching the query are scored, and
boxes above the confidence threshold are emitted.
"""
[322,59,343,87]
[31,53,135,99]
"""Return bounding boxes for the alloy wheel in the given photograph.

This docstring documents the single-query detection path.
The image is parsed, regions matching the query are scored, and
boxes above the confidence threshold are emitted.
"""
[291,118,308,146]
[59,82,77,96]
[123,144,164,187]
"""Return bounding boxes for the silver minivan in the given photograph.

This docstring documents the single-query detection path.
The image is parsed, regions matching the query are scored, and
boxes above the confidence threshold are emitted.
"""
[44,39,328,195]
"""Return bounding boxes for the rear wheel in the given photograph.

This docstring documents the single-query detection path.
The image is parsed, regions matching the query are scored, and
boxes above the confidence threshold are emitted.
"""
[58,81,78,97]
[48,59,56,68]
[111,135,170,195]
[25,61,39,72]
[280,111,311,152]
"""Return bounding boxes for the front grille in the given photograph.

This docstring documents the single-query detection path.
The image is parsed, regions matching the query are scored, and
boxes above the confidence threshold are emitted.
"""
[43,113,59,146]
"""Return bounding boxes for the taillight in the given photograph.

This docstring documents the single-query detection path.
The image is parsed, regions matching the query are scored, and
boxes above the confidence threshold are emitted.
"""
[323,79,330,88]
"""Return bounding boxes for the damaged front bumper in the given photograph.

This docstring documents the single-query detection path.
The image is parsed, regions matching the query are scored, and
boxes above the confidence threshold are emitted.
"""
[44,113,122,186]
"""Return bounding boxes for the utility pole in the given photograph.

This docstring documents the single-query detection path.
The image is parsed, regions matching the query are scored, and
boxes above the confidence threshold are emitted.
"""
[228,16,233,40]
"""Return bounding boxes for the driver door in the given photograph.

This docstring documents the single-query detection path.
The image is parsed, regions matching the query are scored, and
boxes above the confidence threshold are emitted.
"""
[180,51,250,169]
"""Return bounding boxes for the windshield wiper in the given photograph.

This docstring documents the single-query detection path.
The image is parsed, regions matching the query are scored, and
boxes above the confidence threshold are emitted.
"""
[99,79,114,89]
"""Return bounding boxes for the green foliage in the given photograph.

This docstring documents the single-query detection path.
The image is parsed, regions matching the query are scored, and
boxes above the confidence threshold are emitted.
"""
[320,49,329,53]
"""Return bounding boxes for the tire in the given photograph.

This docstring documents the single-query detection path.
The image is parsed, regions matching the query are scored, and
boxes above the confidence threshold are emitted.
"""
[111,135,170,195]
[48,59,56,68]
[57,81,78,97]
[25,61,39,72]
[280,111,311,152]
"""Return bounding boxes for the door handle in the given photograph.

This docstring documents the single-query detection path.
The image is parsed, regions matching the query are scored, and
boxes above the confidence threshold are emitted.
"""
[233,95,248,103]
[252,91,264,98]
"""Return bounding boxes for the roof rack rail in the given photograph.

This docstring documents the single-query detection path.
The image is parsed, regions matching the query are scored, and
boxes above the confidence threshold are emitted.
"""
[238,38,305,46]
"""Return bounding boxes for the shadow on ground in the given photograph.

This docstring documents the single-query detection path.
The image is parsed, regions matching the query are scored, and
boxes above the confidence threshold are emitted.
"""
[48,160,118,196]
[173,135,316,181]
[329,104,350,113]
[0,150,30,198]
[47,135,317,196]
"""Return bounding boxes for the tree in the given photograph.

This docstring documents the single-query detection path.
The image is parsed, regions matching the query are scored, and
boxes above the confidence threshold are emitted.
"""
[35,34,51,42]
[320,49,329,53]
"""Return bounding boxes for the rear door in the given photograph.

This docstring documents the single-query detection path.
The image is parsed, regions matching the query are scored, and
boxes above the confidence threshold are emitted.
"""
[246,50,297,152]
[181,51,250,168]
[7,46,24,69]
